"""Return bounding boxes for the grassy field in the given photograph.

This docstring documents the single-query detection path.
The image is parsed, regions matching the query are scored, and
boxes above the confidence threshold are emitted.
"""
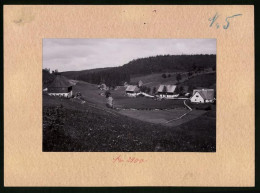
[130,71,215,91]
[131,72,180,83]
[71,72,216,109]
[73,82,185,110]
[130,72,188,88]
[179,72,216,92]
[113,97,185,109]
[118,108,207,127]
[43,94,216,152]
[73,81,107,106]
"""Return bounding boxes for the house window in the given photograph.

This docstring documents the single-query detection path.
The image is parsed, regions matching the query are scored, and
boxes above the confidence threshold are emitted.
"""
[196,95,199,97]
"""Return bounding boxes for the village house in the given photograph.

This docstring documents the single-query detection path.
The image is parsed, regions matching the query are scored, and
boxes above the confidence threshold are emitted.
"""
[157,85,179,99]
[125,85,140,97]
[47,73,73,98]
[190,89,215,103]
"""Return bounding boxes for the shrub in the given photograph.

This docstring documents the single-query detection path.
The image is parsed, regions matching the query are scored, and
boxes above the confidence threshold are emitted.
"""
[162,74,167,78]
[105,91,111,98]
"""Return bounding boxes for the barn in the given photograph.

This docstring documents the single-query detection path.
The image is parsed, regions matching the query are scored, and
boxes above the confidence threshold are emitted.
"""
[47,74,73,98]
[190,89,215,103]
[125,85,140,97]
[157,85,179,99]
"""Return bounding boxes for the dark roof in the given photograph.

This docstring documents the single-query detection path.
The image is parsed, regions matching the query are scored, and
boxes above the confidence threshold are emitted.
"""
[48,75,72,88]
[157,85,177,93]
[193,89,214,100]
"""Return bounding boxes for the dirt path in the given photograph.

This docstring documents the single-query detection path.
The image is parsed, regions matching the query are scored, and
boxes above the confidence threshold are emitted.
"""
[165,100,192,123]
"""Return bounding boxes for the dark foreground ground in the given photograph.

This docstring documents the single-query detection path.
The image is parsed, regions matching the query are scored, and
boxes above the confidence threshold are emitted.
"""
[43,95,216,152]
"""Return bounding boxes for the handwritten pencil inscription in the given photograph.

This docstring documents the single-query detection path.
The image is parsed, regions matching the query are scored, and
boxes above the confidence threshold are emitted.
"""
[113,155,147,164]
[209,13,242,30]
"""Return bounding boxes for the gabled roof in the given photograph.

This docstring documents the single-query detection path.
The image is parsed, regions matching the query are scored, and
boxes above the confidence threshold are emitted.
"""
[192,89,214,100]
[126,85,139,92]
[157,85,177,93]
[48,75,72,88]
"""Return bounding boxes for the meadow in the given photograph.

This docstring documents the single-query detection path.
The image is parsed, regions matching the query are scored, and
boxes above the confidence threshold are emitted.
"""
[43,70,216,152]
[43,94,216,152]
[130,72,188,88]
[113,97,185,110]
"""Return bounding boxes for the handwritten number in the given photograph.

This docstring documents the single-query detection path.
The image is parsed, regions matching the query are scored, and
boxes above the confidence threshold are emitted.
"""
[209,13,242,30]
[223,14,242,29]
[209,13,219,27]
[114,156,146,163]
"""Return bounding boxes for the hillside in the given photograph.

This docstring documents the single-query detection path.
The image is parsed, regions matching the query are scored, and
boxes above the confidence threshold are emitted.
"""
[61,67,113,79]
[61,54,216,86]
[122,54,216,75]
[43,94,216,152]
[179,72,216,92]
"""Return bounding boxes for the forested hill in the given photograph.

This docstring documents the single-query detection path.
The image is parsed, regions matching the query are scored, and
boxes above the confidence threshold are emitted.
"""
[61,54,216,87]
[121,54,216,75]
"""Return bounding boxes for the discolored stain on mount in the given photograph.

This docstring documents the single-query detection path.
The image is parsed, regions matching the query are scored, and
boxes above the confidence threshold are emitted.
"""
[13,7,35,25]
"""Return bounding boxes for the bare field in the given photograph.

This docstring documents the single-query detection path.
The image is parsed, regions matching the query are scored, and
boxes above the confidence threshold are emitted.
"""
[118,108,207,127]
[113,97,185,109]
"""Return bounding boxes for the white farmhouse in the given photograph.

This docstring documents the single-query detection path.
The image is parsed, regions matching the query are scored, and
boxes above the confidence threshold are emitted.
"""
[190,89,215,103]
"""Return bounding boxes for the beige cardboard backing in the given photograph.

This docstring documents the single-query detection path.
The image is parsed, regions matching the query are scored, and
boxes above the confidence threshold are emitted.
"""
[4,5,254,187]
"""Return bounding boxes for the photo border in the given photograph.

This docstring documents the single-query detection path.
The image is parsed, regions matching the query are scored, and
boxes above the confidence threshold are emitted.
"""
[1,0,257,192]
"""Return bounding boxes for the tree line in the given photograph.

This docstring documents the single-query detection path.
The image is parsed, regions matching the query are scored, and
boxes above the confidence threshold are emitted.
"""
[61,54,216,87]
[121,54,216,75]
[77,68,130,88]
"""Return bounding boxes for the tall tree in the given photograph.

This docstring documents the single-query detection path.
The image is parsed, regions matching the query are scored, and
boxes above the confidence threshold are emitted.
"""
[153,87,157,95]
[176,74,182,83]
[146,87,151,94]
[162,73,167,78]
[179,86,184,95]
[162,86,167,97]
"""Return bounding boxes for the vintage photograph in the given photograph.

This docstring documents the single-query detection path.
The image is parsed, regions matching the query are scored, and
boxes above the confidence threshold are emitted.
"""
[42,39,216,152]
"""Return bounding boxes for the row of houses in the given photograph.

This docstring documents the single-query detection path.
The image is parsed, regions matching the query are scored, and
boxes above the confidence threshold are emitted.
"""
[126,84,215,103]
[125,84,179,98]
[44,75,215,104]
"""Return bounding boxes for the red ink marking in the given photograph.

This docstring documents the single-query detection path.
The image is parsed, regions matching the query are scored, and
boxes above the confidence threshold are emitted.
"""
[139,159,144,163]
[113,156,147,163]
[127,157,135,163]
[113,155,124,163]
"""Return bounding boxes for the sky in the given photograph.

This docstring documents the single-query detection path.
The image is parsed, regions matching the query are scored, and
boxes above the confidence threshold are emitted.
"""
[43,39,216,72]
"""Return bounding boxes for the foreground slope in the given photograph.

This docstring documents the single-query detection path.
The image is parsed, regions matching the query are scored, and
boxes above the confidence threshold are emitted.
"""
[43,95,216,152]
